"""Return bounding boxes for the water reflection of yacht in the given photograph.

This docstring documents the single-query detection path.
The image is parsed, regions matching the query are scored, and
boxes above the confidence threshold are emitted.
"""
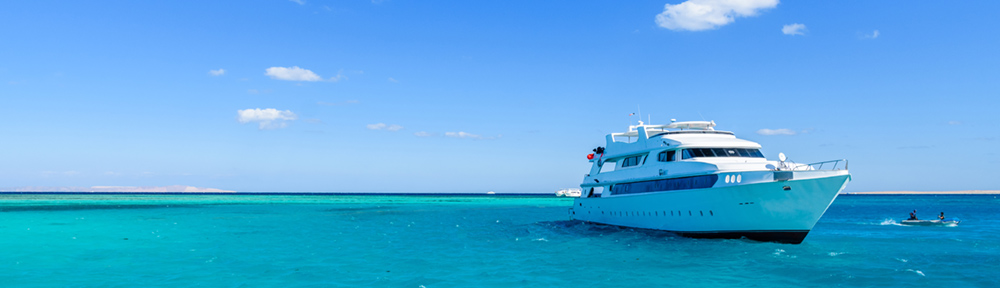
[568,120,850,244]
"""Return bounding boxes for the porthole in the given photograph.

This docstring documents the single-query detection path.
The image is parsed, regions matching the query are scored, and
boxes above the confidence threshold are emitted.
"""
[700,211,704,216]
[710,210,714,216]
[725,175,731,183]
[688,211,692,216]
[670,211,674,216]
[736,174,742,183]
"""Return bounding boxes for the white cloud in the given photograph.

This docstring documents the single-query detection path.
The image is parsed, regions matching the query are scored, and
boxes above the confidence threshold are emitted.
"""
[367,123,403,131]
[414,131,433,137]
[388,77,398,83]
[948,120,961,125]
[265,66,327,82]
[782,23,806,35]
[237,108,297,129]
[209,69,226,76]
[329,71,344,82]
[756,128,796,136]
[655,0,779,31]
[864,30,880,39]
[445,131,482,139]
[289,0,305,5]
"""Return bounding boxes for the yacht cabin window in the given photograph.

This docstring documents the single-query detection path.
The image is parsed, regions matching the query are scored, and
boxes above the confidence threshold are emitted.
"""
[620,155,645,168]
[681,148,764,159]
[658,150,676,162]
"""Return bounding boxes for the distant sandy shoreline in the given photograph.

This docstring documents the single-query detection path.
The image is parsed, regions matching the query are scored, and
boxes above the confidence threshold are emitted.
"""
[843,190,1000,195]
[0,185,234,193]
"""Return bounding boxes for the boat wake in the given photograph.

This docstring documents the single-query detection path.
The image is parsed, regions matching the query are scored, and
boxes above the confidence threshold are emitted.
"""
[878,218,903,226]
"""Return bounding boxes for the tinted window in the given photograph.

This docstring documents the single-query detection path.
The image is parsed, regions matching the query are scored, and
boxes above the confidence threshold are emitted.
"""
[737,148,751,157]
[658,150,676,162]
[611,174,719,195]
[691,149,705,157]
[682,148,765,158]
[712,148,728,157]
[621,155,645,167]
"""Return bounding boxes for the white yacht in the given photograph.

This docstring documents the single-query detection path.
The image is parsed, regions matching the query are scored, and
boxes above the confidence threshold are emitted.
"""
[555,188,582,197]
[569,120,850,244]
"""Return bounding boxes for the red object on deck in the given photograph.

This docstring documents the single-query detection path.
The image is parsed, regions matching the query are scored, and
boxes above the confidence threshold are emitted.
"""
[587,153,595,160]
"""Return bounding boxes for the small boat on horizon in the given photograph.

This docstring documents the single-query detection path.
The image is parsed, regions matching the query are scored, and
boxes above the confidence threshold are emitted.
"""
[555,188,582,197]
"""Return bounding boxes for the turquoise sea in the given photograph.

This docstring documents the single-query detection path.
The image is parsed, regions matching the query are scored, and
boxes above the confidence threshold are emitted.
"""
[1,194,997,287]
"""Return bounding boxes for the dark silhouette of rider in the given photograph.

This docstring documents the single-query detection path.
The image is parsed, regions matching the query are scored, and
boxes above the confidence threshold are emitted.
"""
[938,212,945,220]
[908,210,918,220]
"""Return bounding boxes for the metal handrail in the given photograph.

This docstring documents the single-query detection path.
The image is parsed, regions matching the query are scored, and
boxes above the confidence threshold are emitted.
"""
[803,159,848,171]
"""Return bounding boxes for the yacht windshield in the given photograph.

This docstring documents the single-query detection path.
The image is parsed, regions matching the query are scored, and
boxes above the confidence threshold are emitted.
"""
[681,148,764,159]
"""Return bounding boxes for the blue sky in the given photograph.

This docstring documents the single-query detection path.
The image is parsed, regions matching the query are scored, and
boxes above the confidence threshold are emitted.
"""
[1,0,998,192]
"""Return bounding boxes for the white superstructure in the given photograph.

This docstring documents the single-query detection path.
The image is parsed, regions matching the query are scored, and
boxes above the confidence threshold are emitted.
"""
[569,120,850,244]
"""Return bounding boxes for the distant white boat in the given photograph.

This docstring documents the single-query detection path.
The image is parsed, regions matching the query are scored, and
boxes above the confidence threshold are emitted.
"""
[486,191,496,195]
[555,188,581,197]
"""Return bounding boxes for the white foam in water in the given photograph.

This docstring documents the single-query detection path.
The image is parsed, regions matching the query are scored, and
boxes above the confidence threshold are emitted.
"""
[772,249,797,258]
[905,269,925,277]
[879,218,902,226]
[828,252,845,257]
[532,238,548,242]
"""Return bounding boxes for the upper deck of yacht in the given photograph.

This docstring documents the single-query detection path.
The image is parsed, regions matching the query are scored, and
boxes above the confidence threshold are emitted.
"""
[600,120,761,160]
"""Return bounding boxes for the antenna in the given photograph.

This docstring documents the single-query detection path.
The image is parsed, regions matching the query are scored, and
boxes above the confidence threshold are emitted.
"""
[637,105,642,124]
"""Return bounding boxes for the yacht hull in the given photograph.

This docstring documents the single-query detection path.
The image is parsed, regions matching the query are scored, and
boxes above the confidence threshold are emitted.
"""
[570,171,850,244]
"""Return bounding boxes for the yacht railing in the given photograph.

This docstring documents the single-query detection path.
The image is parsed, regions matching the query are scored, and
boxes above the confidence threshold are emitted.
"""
[804,159,848,171]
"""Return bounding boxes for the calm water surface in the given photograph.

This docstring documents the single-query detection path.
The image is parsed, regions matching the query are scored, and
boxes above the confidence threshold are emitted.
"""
[1,194,997,287]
